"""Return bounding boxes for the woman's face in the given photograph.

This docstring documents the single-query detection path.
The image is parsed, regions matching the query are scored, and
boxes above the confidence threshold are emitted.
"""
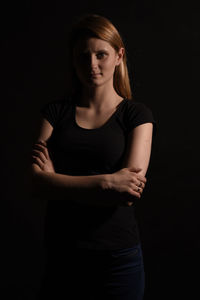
[73,37,124,88]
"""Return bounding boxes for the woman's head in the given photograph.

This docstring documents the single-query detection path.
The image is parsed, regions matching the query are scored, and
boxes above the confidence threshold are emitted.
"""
[67,14,132,99]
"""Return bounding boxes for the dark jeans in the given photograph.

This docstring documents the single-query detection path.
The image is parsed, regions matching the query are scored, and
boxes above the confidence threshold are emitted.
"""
[38,244,145,300]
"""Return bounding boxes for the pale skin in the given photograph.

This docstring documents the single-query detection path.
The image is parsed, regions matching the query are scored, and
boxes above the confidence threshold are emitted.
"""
[31,37,153,207]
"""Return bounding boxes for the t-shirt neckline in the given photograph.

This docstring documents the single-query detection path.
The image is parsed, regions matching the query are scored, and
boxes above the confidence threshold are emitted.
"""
[73,98,127,131]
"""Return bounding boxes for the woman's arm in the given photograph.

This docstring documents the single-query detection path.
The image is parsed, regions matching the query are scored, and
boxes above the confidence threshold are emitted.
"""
[121,123,153,176]
[31,161,111,203]
[30,117,148,206]
[31,142,144,206]
[119,122,153,205]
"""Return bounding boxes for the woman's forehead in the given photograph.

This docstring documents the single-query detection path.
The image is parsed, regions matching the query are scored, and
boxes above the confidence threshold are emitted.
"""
[73,37,113,53]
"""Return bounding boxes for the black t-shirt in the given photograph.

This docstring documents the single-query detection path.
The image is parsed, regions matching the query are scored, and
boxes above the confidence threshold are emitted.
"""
[40,96,156,251]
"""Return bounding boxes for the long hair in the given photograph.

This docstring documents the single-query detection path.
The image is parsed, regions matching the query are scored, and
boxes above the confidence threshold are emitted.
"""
[66,14,132,99]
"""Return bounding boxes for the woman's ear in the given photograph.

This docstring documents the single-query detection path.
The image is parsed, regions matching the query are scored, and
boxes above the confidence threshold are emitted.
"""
[116,47,125,66]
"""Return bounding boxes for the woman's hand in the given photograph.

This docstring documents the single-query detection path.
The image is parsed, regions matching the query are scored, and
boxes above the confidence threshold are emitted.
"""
[108,167,146,206]
[31,140,55,173]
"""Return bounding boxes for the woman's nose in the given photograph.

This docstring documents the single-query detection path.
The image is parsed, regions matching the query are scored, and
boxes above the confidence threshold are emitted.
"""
[90,54,98,68]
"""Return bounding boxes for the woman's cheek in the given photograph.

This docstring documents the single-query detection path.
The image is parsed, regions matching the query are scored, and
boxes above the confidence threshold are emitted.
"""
[104,60,117,75]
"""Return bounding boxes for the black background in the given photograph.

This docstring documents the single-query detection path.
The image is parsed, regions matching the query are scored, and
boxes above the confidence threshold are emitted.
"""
[1,1,198,299]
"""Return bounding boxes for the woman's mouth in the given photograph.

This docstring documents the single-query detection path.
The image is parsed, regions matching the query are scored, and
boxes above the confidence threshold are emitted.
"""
[90,73,102,78]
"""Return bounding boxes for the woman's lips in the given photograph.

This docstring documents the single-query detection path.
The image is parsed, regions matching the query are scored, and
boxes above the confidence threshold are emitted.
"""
[90,73,102,77]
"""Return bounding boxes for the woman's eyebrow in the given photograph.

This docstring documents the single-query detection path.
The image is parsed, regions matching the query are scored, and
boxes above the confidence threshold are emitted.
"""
[82,48,109,53]
[96,49,109,53]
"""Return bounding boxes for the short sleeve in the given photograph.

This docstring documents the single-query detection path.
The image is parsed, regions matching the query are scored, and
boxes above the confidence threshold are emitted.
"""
[40,99,65,128]
[125,101,157,135]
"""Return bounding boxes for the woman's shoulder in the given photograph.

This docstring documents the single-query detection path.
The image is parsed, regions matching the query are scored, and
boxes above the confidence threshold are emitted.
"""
[42,95,73,107]
[120,98,154,117]
[120,98,156,132]
[40,95,74,127]
[123,98,150,109]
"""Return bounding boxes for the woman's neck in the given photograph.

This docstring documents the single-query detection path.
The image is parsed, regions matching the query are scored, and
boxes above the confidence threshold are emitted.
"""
[79,85,123,111]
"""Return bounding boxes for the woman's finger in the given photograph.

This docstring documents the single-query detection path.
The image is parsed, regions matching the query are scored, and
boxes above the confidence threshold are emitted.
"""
[32,149,47,163]
[32,156,44,169]
[139,181,144,188]
[136,187,143,195]
[33,143,46,151]
[130,183,142,194]
[33,143,50,160]
[129,170,146,184]
[37,140,47,146]
[132,178,145,188]
[127,187,141,198]
[41,145,50,160]
[136,174,147,184]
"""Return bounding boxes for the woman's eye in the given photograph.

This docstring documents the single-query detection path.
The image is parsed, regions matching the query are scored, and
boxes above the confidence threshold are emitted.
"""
[97,52,106,59]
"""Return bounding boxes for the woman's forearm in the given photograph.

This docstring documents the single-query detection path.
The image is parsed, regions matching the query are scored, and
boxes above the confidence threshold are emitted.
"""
[30,164,141,206]
[30,163,117,206]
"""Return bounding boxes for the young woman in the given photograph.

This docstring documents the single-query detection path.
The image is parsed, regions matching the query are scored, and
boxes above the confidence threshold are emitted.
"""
[31,14,156,300]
